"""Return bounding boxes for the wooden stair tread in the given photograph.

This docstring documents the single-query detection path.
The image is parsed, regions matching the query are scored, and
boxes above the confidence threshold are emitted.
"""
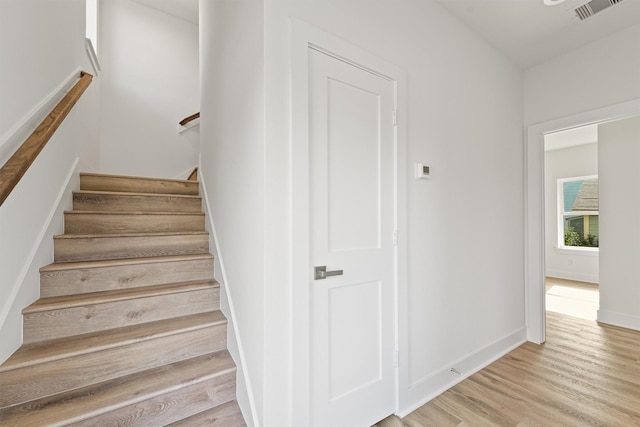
[65,210,205,216]
[0,351,235,424]
[63,211,206,235]
[168,400,246,426]
[54,230,209,239]
[80,172,198,185]
[75,189,201,199]
[39,254,214,298]
[73,190,202,214]
[53,232,210,263]
[0,311,226,372]
[80,172,199,196]
[0,169,242,425]
[39,253,213,273]
[23,280,219,314]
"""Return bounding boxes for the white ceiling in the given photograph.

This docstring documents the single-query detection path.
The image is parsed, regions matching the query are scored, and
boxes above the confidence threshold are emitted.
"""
[434,0,640,68]
[130,0,640,68]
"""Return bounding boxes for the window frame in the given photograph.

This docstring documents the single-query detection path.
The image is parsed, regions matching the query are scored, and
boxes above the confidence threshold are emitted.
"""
[557,174,599,252]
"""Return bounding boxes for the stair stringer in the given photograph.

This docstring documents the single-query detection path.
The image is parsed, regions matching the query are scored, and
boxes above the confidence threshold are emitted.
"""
[0,158,80,365]
[198,168,260,427]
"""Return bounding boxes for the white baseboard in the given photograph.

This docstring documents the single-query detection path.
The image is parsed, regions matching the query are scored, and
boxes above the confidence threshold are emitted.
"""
[546,269,599,284]
[597,309,640,331]
[398,326,527,418]
[198,164,260,427]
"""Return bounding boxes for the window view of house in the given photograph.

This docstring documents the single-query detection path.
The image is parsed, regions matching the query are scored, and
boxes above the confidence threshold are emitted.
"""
[560,176,599,248]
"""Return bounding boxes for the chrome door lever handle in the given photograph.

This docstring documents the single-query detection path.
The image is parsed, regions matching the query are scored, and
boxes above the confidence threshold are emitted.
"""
[314,266,344,280]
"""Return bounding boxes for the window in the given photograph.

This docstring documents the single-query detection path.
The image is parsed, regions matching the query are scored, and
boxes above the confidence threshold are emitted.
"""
[558,176,599,249]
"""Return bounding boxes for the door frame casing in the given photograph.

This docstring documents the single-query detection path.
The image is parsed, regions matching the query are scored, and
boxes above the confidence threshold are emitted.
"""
[290,19,407,426]
[524,98,640,344]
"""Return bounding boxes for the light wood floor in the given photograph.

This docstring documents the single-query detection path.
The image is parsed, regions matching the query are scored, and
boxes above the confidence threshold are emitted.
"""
[376,311,640,426]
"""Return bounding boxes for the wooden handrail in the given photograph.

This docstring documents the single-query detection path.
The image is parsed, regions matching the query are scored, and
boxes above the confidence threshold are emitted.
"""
[179,112,200,126]
[0,71,93,206]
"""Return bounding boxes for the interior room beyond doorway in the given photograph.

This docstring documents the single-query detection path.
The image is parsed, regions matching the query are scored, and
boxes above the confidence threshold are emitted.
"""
[545,277,599,321]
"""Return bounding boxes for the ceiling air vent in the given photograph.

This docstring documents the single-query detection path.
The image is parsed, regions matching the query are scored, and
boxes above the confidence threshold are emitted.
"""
[575,0,624,20]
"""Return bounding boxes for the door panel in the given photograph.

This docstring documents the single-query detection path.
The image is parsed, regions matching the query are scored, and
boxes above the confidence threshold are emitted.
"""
[327,77,381,252]
[309,48,396,427]
[328,280,382,400]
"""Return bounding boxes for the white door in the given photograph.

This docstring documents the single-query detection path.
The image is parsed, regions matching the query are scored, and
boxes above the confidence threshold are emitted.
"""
[309,48,396,427]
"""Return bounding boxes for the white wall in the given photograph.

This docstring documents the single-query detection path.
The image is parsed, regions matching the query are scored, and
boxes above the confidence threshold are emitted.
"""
[544,143,599,283]
[199,1,265,425]
[0,0,98,164]
[263,0,525,423]
[99,0,199,178]
[597,116,640,331]
[0,0,100,364]
[201,0,524,424]
[524,24,640,126]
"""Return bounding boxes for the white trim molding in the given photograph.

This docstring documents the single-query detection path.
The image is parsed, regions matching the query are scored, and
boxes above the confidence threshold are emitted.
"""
[546,270,599,284]
[398,327,526,417]
[197,164,260,427]
[525,98,640,344]
[0,157,80,364]
[85,38,101,77]
[597,309,640,331]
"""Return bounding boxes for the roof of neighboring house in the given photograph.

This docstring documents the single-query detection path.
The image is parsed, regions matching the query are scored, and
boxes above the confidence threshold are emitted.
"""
[572,179,599,211]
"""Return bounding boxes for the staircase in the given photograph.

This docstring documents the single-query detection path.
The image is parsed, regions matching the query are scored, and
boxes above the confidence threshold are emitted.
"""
[0,172,246,426]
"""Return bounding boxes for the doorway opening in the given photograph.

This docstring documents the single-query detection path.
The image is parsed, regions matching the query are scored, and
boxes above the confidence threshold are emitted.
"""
[525,99,640,344]
[543,125,599,321]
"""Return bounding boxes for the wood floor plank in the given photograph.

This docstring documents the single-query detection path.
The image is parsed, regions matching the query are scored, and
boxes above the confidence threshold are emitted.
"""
[376,313,640,427]
[489,353,638,426]
[404,403,462,427]
[167,400,247,427]
[74,371,236,427]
